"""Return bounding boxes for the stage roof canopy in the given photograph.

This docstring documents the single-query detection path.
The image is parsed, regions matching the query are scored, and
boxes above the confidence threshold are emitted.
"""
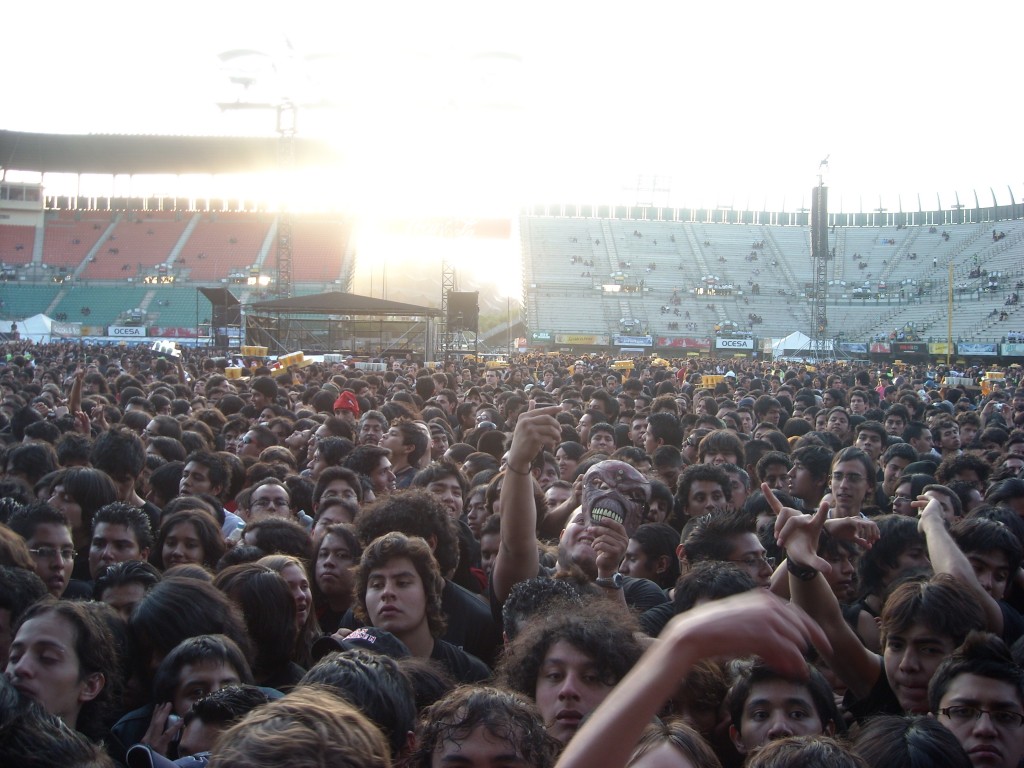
[249,292,441,318]
[0,130,340,175]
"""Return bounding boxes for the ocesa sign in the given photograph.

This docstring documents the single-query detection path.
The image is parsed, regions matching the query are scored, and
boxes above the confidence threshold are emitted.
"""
[107,326,146,337]
[716,338,753,349]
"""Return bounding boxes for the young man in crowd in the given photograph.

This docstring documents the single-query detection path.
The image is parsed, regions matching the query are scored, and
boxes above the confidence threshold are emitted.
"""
[930,633,1024,768]
[379,422,429,489]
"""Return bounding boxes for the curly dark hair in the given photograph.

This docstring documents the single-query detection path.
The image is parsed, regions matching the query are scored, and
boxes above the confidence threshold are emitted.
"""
[355,490,460,575]
[501,577,584,641]
[497,602,642,699]
[408,685,560,768]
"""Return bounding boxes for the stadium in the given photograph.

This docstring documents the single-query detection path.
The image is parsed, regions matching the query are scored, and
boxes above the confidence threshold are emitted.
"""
[2,127,1021,366]
[2,3,1022,366]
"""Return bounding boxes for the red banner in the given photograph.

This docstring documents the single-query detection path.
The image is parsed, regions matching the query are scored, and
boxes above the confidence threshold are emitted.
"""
[657,337,711,350]
[151,327,199,338]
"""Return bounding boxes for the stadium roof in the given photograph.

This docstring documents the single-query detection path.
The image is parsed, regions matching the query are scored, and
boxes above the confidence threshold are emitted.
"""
[0,130,340,175]
[249,292,441,317]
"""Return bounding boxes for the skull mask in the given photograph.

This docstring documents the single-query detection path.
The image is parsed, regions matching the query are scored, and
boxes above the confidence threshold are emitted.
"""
[581,460,651,537]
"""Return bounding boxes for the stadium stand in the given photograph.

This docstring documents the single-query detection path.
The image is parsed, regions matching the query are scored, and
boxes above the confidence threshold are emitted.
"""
[0,285,61,320]
[1,200,1022,352]
[79,211,189,279]
[290,216,354,283]
[522,216,1024,344]
[49,286,150,327]
[0,224,36,267]
[42,210,113,269]
[176,211,273,281]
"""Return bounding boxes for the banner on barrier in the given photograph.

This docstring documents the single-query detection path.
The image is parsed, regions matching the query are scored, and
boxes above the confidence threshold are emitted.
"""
[716,338,754,350]
[107,326,146,337]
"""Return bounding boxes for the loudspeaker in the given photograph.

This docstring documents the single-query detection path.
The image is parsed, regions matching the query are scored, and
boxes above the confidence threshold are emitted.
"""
[447,291,479,331]
[811,185,828,260]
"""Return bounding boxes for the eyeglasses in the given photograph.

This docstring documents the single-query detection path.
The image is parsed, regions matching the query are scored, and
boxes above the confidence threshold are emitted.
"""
[939,706,1024,728]
[728,554,776,569]
[237,436,255,444]
[891,494,913,504]
[831,471,865,484]
[251,498,291,510]
[29,546,77,562]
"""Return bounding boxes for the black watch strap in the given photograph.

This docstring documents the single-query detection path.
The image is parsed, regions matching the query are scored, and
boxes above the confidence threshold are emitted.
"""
[787,560,820,581]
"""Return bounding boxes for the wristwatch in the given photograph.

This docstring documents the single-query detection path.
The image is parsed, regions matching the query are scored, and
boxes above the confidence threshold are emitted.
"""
[787,560,820,581]
[595,573,624,590]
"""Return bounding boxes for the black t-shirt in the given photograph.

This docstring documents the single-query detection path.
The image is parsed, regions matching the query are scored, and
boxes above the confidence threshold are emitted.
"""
[262,661,307,693]
[62,578,94,600]
[393,465,416,490]
[339,578,501,667]
[1001,601,1024,646]
[452,518,483,595]
[639,599,676,638]
[843,660,901,723]
[622,576,670,613]
[431,639,491,684]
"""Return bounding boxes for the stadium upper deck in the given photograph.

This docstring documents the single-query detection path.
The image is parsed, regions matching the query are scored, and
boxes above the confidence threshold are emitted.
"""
[521,202,1024,354]
[1,184,1022,359]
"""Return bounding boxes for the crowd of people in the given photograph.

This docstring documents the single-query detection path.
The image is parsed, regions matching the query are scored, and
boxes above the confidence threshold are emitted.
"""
[2,342,1024,767]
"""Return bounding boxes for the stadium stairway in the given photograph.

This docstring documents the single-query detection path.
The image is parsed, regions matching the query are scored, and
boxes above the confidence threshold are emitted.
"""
[73,216,121,279]
[597,220,617,278]
[681,225,712,277]
[761,227,804,298]
[166,214,202,269]
[877,226,922,284]
[833,228,847,283]
[253,218,279,272]
[139,290,157,315]
[32,222,44,264]
[45,288,66,318]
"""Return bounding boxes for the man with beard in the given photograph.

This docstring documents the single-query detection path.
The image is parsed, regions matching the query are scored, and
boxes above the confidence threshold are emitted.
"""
[493,406,666,613]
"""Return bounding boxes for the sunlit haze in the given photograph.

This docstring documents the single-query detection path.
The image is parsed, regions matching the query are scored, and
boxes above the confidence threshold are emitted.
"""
[4,0,1021,300]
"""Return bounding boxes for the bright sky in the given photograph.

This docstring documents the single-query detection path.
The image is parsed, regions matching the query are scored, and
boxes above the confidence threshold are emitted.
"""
[5,1,1021,301]
[6,0,1021,215]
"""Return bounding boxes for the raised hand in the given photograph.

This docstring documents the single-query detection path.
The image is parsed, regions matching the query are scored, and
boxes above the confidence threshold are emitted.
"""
[766,484,832,574]
[506,404,561,472]
[590,517,628,578]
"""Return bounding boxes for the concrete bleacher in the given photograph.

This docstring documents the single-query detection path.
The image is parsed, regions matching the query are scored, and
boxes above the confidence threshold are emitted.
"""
[80,211,189,279]
[0,285,61,321]
[145,286,207,328]
[3,206,1022,347]
[521,217,609,333]
[49,286,150,326]
[0,224,37,267]
[42,210,114,269]
[176,212,272,281]
[290,217,354,282]
[523,217,1024,344]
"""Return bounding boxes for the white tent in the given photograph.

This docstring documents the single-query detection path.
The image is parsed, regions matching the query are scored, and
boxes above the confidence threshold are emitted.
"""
[771,331,833,359]
[771,331,811,358]
[14,314,53,342]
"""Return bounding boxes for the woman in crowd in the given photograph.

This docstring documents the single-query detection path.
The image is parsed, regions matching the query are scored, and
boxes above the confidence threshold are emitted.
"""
[258,553,319,668]
[313,523,361,634]
[152,509,225,571]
